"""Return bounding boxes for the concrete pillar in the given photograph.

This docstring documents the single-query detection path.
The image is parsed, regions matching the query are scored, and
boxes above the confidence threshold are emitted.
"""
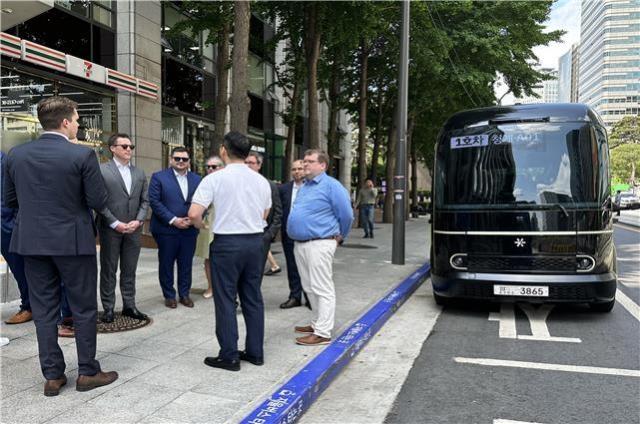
[116,0,162,174]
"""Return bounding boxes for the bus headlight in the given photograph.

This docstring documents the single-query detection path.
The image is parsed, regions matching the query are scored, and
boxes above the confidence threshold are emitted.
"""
[576,255,595,272]
[450,254,468,270]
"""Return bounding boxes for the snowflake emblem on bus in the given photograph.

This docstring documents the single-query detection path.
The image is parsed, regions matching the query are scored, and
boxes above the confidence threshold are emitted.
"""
[514,238,526,248]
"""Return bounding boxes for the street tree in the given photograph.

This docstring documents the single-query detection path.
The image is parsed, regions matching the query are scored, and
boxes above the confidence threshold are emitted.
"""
[609,116,640,149]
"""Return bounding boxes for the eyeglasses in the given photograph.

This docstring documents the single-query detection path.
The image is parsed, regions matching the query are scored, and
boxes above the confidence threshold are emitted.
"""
[115,144,135,150]
[206,164,220,170]
[172,157,190,162]
[303,159,318,164]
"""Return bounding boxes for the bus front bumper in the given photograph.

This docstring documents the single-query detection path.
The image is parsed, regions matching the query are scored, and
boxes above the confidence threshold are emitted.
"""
[431,271,617,303]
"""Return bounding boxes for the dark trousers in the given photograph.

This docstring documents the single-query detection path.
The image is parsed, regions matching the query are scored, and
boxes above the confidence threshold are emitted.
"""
[1,229,30,311]
[153,232,197,300]
[360,205,374,236]
[210,234,265,361]
[282,238,303,301]
[99,226,142,311]
[23,255,100,380]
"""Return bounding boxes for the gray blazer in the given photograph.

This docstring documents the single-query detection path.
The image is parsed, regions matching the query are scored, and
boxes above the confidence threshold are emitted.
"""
[98,159,149,228]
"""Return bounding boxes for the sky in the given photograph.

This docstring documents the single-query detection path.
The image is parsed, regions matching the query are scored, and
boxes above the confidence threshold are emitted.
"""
[498,0,582,104]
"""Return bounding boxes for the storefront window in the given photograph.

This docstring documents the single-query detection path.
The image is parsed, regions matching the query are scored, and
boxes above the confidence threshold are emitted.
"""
[1,67,116,162]
[186,119,214,176]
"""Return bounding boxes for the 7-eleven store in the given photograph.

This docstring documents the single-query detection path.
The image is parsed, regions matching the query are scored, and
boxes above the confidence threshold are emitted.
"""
[1,32,159,164]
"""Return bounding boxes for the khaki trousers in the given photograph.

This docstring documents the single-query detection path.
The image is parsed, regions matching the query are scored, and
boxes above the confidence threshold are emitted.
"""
[294,239,338,338]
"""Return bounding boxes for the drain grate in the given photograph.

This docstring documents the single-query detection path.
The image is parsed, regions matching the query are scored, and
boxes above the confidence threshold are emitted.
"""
[97,312,152,333]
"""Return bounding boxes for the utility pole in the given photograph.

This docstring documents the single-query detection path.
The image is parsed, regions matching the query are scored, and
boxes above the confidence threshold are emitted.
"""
[392,0,409,265]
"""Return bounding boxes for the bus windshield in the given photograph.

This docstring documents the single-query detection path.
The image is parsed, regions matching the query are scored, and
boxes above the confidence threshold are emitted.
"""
[434,122,608,210]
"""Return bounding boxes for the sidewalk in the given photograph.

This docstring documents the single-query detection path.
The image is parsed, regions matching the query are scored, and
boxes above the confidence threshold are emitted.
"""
[0,218,430,424]
[617,209,640,228]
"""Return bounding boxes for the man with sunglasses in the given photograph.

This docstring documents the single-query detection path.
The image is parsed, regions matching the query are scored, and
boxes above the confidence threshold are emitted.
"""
[149,147,202,309]
[96,133,149,323]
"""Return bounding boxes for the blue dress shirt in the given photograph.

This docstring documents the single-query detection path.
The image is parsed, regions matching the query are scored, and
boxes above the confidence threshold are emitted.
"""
[287,172,353,241]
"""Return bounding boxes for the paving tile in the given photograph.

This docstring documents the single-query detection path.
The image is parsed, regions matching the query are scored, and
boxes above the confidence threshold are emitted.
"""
[151,391,241,424]
[118,339,192,363]
[86,381,183,416]
[44,404,142,423]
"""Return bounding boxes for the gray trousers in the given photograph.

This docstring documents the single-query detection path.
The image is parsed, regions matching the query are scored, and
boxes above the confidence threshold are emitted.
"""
[99,226,142,311]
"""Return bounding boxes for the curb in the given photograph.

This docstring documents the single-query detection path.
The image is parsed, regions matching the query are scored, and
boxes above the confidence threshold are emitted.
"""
[240,263,431,424]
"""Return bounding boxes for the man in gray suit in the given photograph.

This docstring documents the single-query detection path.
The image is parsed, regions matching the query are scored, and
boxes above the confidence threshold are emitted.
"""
[97,133,149,323]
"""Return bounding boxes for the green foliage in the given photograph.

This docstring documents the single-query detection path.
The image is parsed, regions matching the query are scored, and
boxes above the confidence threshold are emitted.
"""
[609,116,640,149]
[611,144,640,184]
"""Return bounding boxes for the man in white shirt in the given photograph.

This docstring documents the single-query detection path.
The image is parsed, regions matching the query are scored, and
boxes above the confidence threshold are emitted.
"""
[189,131,271,372]
[97,133,149,323]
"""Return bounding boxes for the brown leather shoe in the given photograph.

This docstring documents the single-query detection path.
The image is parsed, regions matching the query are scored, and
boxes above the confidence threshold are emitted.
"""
[179,297,194,308]
[294,325,314,334]
[57,325,75,338]
[296,334,331,346]
[76,371,118,392]
[44,375,67,397]
[165,299,177,309]
[5,309,33,324]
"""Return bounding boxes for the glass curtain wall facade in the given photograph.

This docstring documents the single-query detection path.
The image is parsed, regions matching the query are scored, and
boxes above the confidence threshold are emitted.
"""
[1,1,117,159]
[579,0,640,128]
[161,2,215,176]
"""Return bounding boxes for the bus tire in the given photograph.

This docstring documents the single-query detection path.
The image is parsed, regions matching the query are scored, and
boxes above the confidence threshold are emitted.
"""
[589,299,615,313]
[433,292,448,306]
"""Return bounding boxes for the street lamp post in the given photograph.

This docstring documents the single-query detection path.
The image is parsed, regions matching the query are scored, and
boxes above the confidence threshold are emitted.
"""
[392,0,409,265]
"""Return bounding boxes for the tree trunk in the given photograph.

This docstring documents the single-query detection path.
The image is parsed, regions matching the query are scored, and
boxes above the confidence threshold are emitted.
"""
[383,115,397,223]
[212,23,230,155]
[357,40,369,189]
[327,61,340,176]
[369,90,384,184]
[284,81,301,182]
[304,3,321,149]
[229,1,250,134]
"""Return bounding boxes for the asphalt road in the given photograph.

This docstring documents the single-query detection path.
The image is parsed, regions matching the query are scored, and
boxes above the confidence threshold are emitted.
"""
[387,224,640,424]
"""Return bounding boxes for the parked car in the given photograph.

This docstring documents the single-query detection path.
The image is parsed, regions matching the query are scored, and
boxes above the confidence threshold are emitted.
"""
[618,192,640,210]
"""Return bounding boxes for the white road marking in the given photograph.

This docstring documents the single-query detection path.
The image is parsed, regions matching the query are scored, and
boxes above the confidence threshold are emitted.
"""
[488,303,517,338]
[488,303,581,343]
[494,420,545,424]
[454,357,640,378]
[619,277,640,288]
[616,289,640,322]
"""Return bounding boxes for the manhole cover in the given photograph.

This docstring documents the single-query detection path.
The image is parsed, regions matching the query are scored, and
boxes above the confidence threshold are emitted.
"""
[97,312,152,333]
[340,243,378,249]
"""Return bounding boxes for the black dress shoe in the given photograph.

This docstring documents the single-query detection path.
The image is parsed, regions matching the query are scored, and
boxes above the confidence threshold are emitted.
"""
[279,298,302,309]
[122,307,148,321]
[102,309,114,323]
[239,350,264,366]
[204,356,240,371]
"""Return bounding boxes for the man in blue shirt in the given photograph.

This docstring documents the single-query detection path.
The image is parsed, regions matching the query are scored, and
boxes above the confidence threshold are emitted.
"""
[287,149,353,345]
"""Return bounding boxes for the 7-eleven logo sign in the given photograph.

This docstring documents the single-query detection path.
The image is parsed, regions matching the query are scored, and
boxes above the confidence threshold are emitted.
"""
[84,61,93,78]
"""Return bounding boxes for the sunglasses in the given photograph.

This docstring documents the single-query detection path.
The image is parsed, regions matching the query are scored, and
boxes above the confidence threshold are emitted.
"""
[115,144,135,150]
[172,157,190,162]
[206,164,220,170]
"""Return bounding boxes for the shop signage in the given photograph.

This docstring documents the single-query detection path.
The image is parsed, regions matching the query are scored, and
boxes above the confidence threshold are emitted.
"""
[1,32,159,103]
[0,33,21,59]
[66,55,106,84]
[22,40,66,72]
[137,79,159,100]
[106,68,137,93]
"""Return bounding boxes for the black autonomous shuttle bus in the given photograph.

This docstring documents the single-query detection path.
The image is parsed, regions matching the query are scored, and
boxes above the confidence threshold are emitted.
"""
[430,103,617,312]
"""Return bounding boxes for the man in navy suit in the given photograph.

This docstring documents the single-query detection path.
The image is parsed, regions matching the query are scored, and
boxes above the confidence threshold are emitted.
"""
[3,96,118,396]
[278,160,309,309]
[149,147,201,308]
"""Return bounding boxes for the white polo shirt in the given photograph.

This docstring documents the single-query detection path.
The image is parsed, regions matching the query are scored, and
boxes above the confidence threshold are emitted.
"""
[191,163,272,234]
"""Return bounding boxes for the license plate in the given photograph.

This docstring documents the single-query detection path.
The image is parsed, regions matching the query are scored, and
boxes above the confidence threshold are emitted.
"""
[493,285,549,297]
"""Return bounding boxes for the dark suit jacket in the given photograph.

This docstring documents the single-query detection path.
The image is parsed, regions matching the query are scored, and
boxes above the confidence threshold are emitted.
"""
[97,159,149,228]
[278,181,296,242]
[148,167,201,236]
[3,133,107,256]
[264,180,282,243]
[0,152,17,235]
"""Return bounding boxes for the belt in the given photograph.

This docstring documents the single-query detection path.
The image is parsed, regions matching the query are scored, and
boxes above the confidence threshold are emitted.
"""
[295,236,338,243]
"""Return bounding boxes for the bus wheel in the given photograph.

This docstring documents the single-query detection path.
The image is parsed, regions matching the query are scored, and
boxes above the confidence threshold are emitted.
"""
[433,292,448,306]
[589,299,615,313]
